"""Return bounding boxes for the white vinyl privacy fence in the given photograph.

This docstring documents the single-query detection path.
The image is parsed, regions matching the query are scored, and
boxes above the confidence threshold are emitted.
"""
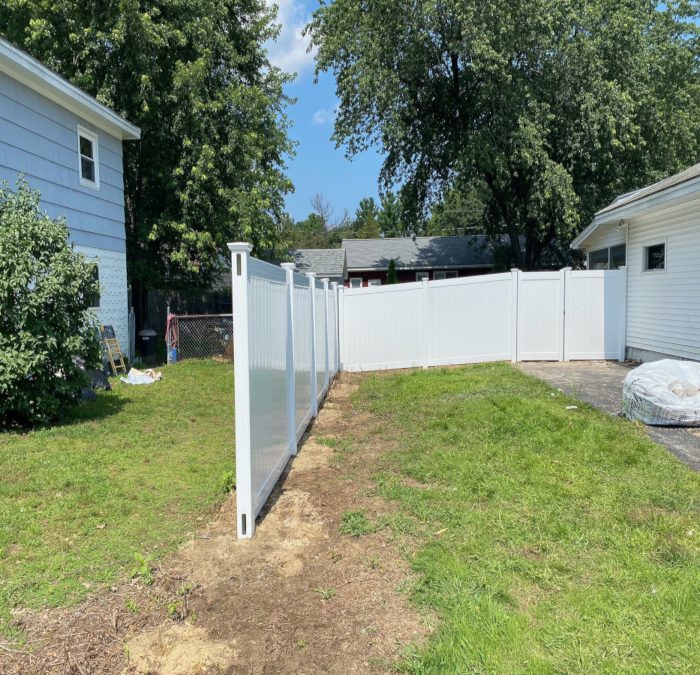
[341,268,627,370]
[230,245,626,538]
[229,244,339,538]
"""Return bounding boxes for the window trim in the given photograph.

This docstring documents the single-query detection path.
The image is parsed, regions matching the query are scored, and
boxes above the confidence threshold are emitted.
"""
[642,238,667,274]
[77,125,100,189]
[434,270,458,280]
[415,271,430,281]
[349,277,363,288]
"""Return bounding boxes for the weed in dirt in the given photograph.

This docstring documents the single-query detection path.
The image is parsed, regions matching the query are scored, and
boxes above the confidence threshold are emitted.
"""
[349,363,700,673]
[220,470,236,494]
[315,587,337,601]
[364,557,381,570]
[130,553,155,586]
[340,510,376,536]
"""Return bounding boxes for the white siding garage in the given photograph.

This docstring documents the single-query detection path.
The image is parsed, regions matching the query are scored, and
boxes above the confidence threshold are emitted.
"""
[572,163,700,363]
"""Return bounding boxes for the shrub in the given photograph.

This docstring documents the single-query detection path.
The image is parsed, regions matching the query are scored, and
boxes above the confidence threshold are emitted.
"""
[0,178,101,427]
[387,258,398,284]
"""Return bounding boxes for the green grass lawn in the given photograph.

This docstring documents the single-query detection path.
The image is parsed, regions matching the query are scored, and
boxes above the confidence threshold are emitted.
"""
[351,363,700,673]
[0,359,233,637]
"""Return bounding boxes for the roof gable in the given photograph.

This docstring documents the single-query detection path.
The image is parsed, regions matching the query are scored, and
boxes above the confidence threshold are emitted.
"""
[291,248,347,279]
[0,38,140,141]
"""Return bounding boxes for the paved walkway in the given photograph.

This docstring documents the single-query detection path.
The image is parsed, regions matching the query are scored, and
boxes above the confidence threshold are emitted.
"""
[517,361,700,472]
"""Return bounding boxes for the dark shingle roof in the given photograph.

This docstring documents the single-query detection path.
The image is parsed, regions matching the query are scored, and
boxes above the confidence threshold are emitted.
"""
[596,162,700,217]
[291,248,347,279]
[341,236,498,271]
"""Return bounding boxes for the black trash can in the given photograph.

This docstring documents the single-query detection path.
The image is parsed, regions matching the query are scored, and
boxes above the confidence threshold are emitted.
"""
[138,328,157,362]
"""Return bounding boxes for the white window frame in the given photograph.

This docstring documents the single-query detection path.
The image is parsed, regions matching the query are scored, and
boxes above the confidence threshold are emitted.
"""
[77,125,100,189]
[642,238,667,274]
[434,270,458,280]
[415,271,429,281]
[349,277,363,288]
[367,279,381,287]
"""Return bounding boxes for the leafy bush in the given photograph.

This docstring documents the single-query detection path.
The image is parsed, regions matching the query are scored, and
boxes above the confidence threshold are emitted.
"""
[0,178,101,427]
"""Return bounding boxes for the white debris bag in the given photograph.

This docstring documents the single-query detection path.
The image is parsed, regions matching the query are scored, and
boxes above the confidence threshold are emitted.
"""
[120,367,163,386]
[622,359,700,426]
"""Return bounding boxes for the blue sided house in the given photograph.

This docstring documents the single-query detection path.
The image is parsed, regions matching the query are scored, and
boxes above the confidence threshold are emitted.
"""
[0,38,140,357]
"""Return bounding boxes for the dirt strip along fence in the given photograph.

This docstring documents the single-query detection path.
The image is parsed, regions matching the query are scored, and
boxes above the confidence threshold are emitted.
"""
[229,243,340,538]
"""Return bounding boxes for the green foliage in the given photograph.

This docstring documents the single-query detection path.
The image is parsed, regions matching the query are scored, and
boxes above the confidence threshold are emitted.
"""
[353,197,381,238]
[0,0,294,287]
[350,364,700,671]
[221,469,236,494]
[130,552,155,586]
[0,179,101,427]
[340,510,376,536]
[0,359,233,638]
[309,0,700,268]
[387,259,398,284]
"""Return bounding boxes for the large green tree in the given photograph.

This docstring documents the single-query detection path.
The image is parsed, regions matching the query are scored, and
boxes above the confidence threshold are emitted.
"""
[1,0,294,307]
[308,0,700,268]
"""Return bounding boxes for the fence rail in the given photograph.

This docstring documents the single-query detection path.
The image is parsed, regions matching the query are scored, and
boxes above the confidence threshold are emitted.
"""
[230,244,340,538]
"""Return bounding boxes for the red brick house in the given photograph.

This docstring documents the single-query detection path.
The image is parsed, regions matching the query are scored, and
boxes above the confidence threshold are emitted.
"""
[341,235,499,287]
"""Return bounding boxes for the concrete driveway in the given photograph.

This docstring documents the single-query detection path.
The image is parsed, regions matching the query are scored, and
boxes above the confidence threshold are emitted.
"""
[517,361,700,472]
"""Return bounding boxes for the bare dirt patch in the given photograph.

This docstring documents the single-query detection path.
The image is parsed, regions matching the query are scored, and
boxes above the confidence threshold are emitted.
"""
[0,374,427,674]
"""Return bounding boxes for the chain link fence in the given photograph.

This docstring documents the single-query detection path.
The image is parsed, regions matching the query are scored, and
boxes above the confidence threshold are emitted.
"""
[167,314,233,362]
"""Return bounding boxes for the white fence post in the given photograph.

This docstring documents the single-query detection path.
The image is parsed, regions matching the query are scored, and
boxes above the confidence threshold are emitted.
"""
[559,267,570,362]
[281,262,297,455]
[618,266,628,362]
[331,282,339,373]
[322,278,330,391]
[510,268,519,363]
[228,242,254,539]
[562,267,572,361]
[308,273,318,417]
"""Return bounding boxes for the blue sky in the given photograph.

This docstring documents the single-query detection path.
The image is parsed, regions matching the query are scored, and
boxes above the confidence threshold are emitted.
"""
[266,0,383,222]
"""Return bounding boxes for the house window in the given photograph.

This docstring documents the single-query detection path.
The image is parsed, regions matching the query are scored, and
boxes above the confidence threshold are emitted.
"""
[434,270,458,280]
[609,244,626,270]
[644,242,665,271]
[415,271,429,281]
[367,279,381,287]
[77,126,99,188]
[349,278,363,288]
[587,244,626,270]
[588,248,609,270]
[86,264,100,308]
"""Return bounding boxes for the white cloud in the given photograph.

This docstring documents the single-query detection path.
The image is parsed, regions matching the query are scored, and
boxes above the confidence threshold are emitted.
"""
[312,104,338,126]
[266,0,316,75]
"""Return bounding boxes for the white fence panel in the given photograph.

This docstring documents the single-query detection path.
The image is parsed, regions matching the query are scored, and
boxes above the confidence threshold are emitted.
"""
[229,245,339,538]
[427,274,513,366]
[315,281,328,399]
[292,273,313,440]
[328,283,339,374]
[517,270,565,361]
[342,282,426,371]
[564,269,627,360]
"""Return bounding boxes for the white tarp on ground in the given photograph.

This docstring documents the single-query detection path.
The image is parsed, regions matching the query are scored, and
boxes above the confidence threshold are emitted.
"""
[622,359,700,426]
